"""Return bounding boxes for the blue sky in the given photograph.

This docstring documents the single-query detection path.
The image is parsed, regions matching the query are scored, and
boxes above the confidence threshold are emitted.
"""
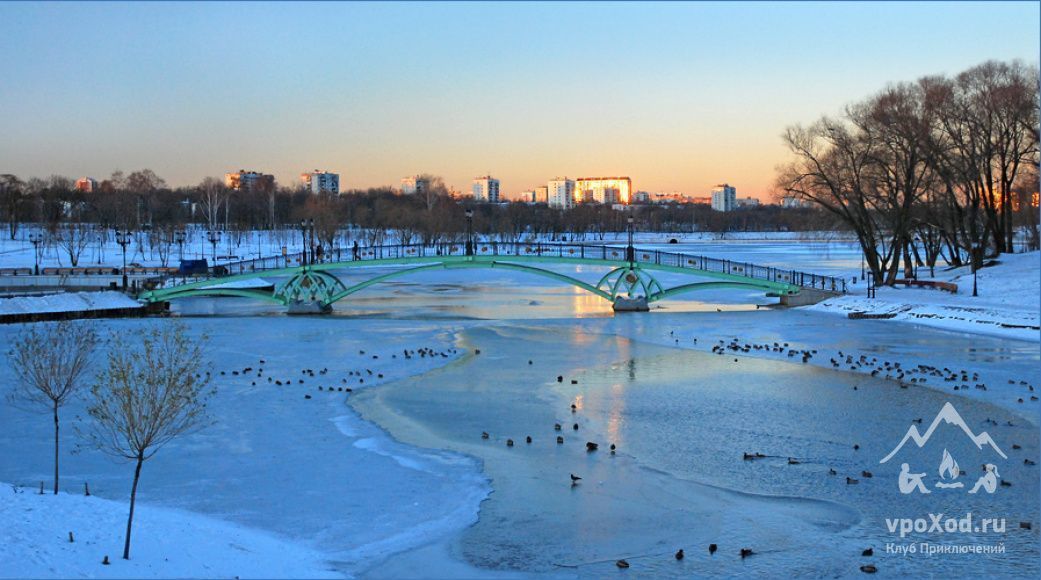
[1,1,1038,198]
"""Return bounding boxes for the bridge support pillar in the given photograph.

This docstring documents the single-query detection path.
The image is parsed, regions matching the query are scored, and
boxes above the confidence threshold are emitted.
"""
[612,296,649,312]
[287,300,333,315]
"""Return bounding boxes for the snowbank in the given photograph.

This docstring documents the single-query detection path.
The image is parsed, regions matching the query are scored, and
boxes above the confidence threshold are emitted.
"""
[0,292,141,316]
[807,251,1040,342]
[0,483,343,579]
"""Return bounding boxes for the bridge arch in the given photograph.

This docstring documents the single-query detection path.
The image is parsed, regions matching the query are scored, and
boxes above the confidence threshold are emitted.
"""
[147,260,792,309]
[138,243,845,312]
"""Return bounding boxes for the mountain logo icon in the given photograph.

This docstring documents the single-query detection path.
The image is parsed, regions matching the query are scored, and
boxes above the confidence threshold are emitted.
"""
[880,402,1007,464]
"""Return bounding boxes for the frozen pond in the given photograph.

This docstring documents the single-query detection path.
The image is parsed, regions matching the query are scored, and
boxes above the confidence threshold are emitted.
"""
[1,240,1037,577]
[354,322,1038,577]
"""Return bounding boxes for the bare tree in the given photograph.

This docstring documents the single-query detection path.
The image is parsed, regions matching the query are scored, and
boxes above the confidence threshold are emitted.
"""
[147,225,176,267]
[87,323,213,560]
[54,223,95,267]
[7,322,98,494]
[198,177,228,230]
[1,174,24,240]
[418,174,449,212]
[778,118,897,282]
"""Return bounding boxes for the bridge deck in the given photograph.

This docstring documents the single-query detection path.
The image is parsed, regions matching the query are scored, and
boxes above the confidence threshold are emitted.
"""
[147,242,847,297]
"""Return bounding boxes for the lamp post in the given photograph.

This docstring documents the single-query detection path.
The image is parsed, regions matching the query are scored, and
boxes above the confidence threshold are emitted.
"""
[299,219,315,266]
[27,232,43,274]
[114,229,131,290]
[207,230,221,268]
[971,242,980,297]
[96,227,104,265]
[28,232,43,275]
[465,209,474,256]
[626,214,635,264]
[308,218,315,264]
[174,229,186,261]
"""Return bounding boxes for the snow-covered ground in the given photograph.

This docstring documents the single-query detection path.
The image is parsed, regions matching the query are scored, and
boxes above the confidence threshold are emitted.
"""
[808,251,1040,342]
[0,484,343,579]
[0,291,141,316]
[0,318,486,580]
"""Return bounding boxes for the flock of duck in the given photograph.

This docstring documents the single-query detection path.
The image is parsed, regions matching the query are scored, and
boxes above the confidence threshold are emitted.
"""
[207,332,1032,576]
[207,346,460,402]
[476,369,777,572]
[695,333,1038,404]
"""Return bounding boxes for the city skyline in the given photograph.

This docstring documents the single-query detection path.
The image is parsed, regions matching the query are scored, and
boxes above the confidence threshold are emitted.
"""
[1,1,1038,199]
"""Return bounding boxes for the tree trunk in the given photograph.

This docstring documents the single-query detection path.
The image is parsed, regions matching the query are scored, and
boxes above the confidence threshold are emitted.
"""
[52,402,59,495]
[123,455,144,560]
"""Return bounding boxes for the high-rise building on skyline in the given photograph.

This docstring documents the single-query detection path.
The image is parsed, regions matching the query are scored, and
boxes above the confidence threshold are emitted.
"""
[711,183,737,212]
[401,175,430,195]
[547,178,575,209]
[225,170,275,193]
[300,170,340,194]
[534,186,549,204]
[75,177,97,193]
[575,177,632,205]
[472,175,500,203]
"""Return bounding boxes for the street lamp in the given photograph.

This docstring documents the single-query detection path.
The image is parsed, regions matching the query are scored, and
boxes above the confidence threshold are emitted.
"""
[465,209,474,256]
[28,232,43,275]
[971,242,981,297]
[174,229,186,261]
[299,219,315,266]
[307,218,315,264]
[626,214,635,264]
[207,230,221,268]
[114,229,131,290]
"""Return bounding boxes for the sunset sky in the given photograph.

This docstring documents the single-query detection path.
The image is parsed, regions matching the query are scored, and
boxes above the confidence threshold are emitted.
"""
[1,1,1038,199]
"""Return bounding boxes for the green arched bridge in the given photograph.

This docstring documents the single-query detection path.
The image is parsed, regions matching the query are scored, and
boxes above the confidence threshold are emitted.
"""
[139,242,847,313]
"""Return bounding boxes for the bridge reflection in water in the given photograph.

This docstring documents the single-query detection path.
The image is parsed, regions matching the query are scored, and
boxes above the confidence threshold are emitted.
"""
[139,242,847,314]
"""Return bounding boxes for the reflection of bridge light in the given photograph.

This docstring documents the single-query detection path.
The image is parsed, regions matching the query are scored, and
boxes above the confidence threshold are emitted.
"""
[606,382,625,446]
[571,288,611,318]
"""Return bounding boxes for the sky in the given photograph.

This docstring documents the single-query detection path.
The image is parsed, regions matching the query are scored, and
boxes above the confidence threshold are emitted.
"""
[1,1,1038,200]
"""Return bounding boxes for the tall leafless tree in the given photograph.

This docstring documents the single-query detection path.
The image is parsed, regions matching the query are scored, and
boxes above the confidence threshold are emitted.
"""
[7,322,98,495]
[1,174,25,240]
[87,323,213,560]
[198,177,229,231]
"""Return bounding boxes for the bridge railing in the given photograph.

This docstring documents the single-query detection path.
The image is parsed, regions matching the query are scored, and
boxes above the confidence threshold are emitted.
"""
[155,242,847,294]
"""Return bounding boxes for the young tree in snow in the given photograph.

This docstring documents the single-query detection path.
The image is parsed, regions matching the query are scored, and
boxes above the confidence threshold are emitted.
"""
[54,223,95,267]
[7,322,98,495]
[87,323,213,560]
